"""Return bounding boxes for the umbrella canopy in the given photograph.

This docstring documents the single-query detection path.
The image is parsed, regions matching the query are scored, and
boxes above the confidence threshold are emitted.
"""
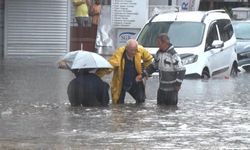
[62,50,112,69]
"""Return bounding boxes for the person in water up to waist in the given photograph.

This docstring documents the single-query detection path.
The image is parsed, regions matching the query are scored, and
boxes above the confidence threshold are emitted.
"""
[140,33,186,106]
[96,39,153,104]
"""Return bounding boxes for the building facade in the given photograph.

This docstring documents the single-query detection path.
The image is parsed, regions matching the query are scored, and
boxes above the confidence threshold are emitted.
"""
[0,0,249,58]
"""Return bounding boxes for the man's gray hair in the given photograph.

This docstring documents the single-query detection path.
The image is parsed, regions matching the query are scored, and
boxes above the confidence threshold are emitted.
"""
[126,39,138,47]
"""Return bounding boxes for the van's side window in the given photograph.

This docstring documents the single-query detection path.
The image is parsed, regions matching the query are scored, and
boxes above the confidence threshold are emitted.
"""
[217,19,234,42]
[205,23,219,50]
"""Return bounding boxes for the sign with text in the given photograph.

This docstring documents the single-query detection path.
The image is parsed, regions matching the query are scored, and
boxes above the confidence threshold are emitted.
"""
[111,0,149,28]
[116,29,140,47]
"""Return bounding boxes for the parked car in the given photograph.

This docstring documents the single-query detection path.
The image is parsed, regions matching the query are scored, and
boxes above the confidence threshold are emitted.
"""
[137,10,238,79]
[232,20,250,72]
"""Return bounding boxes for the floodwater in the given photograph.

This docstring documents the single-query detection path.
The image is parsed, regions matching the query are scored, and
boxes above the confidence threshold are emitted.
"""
[1,57,250,149]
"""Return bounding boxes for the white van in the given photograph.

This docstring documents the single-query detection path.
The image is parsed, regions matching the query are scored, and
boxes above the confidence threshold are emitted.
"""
[137,10,238,78]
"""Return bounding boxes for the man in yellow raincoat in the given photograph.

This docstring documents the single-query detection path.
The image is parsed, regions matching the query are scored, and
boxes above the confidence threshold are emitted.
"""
[97,39,153,104]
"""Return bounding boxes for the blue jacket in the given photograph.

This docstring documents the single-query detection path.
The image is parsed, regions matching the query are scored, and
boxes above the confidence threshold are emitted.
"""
[67,72,109,106]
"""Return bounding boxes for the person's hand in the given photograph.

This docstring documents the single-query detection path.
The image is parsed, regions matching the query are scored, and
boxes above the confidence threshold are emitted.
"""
[135,74,142,82]
[175,85,181,91]
[58,60,68,69]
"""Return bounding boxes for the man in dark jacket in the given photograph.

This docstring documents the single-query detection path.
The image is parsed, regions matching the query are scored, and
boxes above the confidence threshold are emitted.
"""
[140,33,186,105]
[67,69,110,107]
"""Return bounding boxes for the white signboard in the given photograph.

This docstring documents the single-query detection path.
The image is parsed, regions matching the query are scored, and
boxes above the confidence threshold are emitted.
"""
[111,0,149,28]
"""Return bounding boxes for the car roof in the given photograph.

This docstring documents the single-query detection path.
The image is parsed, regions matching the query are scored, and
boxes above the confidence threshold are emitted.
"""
[151,10,231,23]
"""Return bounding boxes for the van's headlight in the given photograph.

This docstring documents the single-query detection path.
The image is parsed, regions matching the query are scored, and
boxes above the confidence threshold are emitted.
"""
[182,55,198,65]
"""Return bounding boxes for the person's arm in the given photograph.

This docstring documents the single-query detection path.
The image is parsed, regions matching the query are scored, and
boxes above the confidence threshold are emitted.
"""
[95,68,113,77]
[135,46,153,81]
[142,62,157,77]
[173,54,186,91]
[141,47,154,68]
[136,49,156,81]
[58,59,69,69]
[136,61,157,81]
[73,0,85,7]
[57,51,78,69]
[108,48,123,67]
[67,79,80,106]
[143,49,159,76]
[96,47,123,77]
[99,81,110,106]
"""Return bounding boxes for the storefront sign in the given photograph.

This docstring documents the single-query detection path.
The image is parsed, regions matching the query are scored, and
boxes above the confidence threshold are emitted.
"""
[177,0,200,11]
[111,0,149,28]
[116,29,140,47]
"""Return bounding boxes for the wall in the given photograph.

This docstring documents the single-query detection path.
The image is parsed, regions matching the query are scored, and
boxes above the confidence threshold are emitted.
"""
[0,0,3,57]
[4,0,69,56]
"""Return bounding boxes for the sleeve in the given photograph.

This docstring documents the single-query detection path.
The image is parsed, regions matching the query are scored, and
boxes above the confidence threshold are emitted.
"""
[67,79,80,106]
[141,48,153,68]
[95,48,123,77]
[108,49,123,67]
[95,68,113,77]
[173,54,186,85]
[61,51,79,68]
[99,82,110,106]
[142,53,159,78]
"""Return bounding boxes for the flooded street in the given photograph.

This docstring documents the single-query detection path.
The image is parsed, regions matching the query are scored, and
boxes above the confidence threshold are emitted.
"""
[1,57,250,149]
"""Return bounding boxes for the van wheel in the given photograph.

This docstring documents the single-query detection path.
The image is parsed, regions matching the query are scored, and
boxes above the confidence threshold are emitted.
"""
[230,64,238,77]
[201,69,210,79]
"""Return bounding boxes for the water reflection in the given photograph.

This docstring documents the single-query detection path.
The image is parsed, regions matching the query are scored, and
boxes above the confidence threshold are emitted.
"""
[0,57,250,149]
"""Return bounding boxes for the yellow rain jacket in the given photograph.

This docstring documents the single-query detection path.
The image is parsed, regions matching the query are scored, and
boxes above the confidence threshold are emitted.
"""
[96,45,153,104]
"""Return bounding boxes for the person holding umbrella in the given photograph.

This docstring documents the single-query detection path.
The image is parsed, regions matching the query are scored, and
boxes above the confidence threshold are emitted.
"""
[96,39,153,104]
[58,50,112,107]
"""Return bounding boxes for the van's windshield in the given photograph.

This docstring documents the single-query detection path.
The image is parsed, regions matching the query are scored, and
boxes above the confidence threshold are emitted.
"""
[137,22,205,48]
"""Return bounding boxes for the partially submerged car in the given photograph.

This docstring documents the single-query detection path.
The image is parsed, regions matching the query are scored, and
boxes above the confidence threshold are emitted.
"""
[232,20,250,72]
[137,10,238,79]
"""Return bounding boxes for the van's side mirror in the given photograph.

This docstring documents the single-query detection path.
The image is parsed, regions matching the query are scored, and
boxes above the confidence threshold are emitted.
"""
[211,40,224,48]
